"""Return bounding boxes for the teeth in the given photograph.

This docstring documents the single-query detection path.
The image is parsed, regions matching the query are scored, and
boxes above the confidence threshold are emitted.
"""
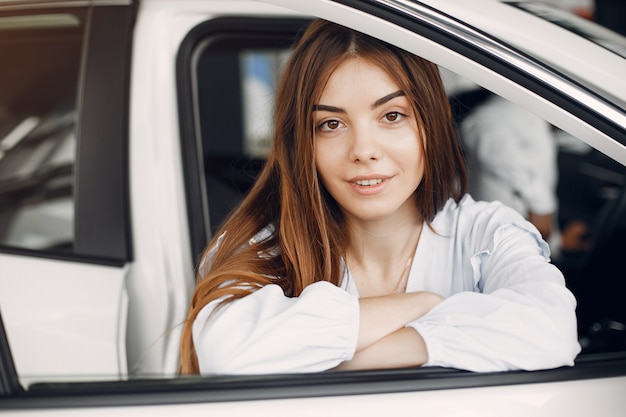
[355,179,383,186]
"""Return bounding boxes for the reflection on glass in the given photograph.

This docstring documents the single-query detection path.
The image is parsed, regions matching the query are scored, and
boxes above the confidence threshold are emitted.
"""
[240,49,290,158]
[0,15,82,253]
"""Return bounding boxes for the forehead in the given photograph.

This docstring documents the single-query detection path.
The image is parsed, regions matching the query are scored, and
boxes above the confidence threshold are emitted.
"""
[318,57,402,103]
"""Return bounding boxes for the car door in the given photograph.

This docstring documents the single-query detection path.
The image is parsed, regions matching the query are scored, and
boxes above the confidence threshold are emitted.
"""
[0,1,135,384]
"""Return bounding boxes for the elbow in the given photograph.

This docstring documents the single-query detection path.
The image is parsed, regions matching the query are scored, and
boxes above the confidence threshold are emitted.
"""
[548,320,581,368]
[528,333,580,371]
[519,283,582,370]
[522,308,581,371]
[546,290,582,368]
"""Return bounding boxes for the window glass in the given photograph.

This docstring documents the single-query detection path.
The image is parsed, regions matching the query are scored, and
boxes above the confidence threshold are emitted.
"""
[240,49,290,158]
[0,13,84,253]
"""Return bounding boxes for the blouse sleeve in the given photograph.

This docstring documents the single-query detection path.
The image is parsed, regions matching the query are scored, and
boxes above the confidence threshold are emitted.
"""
[193,281,360,375]
[408,217,581,372]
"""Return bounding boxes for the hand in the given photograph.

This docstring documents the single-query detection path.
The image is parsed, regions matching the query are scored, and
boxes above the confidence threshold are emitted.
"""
[528,211,553,240]
[560,220,591,252]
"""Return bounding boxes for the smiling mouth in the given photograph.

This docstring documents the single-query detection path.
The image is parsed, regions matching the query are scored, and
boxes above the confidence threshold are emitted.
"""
[355,179,384,186]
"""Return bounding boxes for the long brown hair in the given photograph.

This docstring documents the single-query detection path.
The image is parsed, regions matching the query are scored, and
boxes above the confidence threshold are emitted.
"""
[179,19,467,374]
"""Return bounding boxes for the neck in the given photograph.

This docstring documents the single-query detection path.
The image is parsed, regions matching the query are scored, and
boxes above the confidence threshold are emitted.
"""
[344,211,423,296]
[346,215,422,259]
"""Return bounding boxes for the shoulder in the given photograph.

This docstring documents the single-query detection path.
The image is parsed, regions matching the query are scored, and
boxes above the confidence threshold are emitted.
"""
[433,194,525,230]
[432,194,549,256]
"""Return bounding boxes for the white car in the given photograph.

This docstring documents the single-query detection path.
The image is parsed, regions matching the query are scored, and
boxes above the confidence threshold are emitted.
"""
[0,0,625,415]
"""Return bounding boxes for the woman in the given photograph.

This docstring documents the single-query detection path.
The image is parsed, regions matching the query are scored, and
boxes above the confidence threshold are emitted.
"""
[179,19,580,374]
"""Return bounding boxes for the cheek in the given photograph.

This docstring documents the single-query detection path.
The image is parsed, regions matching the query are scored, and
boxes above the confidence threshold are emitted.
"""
[397,133,425,182]
[409,127,426,168]
[314,140,337,182]
[391,127,423,160]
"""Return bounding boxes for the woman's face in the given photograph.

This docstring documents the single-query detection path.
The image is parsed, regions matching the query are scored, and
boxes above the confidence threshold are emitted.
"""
[314,57,425,224]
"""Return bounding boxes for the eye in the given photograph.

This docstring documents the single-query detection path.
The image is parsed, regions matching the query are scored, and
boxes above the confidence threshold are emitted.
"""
[317,119,344,132]
[382,112,405,123]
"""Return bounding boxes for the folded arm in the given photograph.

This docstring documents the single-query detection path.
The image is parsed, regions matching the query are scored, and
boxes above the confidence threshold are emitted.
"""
[192,280,442,374]
[410,222,581,372]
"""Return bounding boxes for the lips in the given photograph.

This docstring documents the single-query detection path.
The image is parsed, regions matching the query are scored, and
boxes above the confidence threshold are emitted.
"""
[348,175,392,195]
[355,178,383,186]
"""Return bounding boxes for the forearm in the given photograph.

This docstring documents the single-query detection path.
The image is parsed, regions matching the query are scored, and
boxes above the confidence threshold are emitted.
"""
[194,282,360,374]
[409,286,580,371]
[335,328,428,371]
[356,292,442,351]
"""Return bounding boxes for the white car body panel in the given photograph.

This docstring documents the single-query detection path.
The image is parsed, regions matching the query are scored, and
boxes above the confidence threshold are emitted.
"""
[0,254,128,385]
[418,0,626,104]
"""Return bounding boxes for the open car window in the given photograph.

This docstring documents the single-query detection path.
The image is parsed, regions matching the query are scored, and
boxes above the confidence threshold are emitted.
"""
[184,18,626,361]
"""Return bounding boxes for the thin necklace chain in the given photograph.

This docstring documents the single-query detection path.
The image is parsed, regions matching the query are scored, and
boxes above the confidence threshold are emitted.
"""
[348,223,423,294]
[391,229,421,293]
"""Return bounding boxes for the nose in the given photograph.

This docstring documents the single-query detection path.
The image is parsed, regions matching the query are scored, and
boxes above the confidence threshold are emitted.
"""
[349,122,380,162]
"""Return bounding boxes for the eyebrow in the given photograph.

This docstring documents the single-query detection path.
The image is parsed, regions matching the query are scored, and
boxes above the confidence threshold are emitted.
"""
[372,90,405,109]
[313,90,405,113]
[312,104,346,113]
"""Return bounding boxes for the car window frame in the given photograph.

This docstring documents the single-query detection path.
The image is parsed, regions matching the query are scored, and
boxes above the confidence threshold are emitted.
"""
[172,10,626,397]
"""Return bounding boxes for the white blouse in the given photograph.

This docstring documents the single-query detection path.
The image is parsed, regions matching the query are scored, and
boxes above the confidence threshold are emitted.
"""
[192,195,581,374]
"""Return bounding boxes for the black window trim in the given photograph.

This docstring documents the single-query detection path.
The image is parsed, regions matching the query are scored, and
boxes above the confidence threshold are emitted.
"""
[1,353,625,409]
[72,3,135,263]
